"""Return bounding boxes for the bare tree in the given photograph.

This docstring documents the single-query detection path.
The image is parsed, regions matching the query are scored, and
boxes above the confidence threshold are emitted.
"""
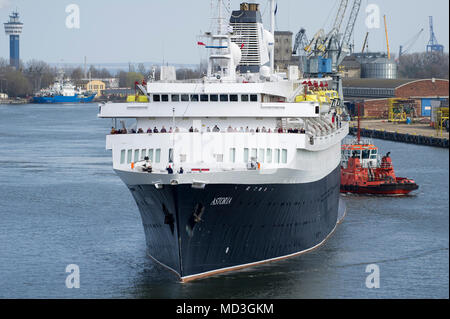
[398,52,449,79]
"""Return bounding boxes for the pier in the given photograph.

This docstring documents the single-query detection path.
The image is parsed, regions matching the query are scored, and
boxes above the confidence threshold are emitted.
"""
[349,119,449,148]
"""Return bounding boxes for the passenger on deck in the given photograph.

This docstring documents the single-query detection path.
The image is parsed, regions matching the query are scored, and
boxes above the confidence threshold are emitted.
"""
[277,127,283,133]
[153,127,159,133]
[110,127,116,134]
[245,126,249,132]
[255,127,260,133]
[175,127,180,133]
[178,167,184,174]
[194,128,199,132]
[137,128,144,133]
[189,126,194,132]
[131,128,136,133]
[161,126,167,133]
[169,127,173,133]
[166,165,174,174]
[206,127,211,132]
[147,128,152,133]
[212,125,220,132]
[261,126,267,133]
[227,125,233,132]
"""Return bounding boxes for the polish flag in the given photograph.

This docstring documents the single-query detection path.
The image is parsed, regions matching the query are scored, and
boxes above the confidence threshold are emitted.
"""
[197,42,206,46]
[241,43,245,49]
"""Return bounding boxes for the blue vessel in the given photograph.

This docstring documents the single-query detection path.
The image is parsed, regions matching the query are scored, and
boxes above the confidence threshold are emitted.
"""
[32,93,96,104]
[32,78,96,104]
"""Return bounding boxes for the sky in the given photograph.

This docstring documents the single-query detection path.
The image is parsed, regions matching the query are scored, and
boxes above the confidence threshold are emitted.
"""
[0,0,449,67]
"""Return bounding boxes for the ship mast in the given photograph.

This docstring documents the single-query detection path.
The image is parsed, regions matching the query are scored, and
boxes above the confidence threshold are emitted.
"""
[270,0,275,73]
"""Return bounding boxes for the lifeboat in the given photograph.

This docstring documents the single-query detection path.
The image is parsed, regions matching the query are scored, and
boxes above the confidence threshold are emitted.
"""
[340,142,419,195]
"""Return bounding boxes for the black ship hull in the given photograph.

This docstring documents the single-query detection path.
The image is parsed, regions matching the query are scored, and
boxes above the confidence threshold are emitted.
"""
[127,165,341,281]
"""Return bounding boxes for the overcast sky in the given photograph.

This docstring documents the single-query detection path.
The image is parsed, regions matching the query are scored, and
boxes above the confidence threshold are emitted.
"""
[0,0,448,66]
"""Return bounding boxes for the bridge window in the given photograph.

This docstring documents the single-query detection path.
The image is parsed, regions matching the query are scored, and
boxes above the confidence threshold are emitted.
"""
[153,94,161,102]
[281,149,288,164]
[171,94,180,102]
[370,149,377,159]
[241,94,249,102]
[148,149,154,162]
[230,94,238,102]
[181,94,189,102]
[190,94,199,102]
[362,150,370,159]
[258,148,265,162]
[251,148,257,160]
[200,94,209,102]
[127,149,132,164]
[266,149,272,163]
[120,150,126,164]
[161,95,169,102]
[274,149,280,163]
[250,94,258,102]
[169,148,174,163]
[229,148,236,163]
[134,149,140,162]
[220,94,228,102]
[210,94,218,102]
[141,149,147,160]
[155,149,161,163]
[243,148,249,162]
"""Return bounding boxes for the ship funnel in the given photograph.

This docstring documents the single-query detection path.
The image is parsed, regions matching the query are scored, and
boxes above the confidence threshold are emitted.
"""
[240,2,260,11]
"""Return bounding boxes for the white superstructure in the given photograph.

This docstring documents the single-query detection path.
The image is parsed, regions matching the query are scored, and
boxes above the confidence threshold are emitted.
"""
[98,0,348,188]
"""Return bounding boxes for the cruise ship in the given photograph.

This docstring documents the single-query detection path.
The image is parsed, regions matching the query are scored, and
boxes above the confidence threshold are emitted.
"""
[98,1,348,282]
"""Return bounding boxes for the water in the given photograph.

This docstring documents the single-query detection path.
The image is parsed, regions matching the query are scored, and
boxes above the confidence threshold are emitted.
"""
[0,104,448,299]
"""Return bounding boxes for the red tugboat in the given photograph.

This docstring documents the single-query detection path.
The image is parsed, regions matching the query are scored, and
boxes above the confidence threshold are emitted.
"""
[340,104,419,195]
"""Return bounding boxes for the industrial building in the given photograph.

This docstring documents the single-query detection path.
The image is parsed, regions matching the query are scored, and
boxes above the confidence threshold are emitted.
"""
[274,31,296,71]
[343,78,449,118]
[4,11,23,70]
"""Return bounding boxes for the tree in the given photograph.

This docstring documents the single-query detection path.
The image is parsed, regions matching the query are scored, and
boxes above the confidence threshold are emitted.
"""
[118,71,144,88]
[4,70,32,97]
[70,67,84,86]
[137,63,147,77]
[398,52,449,79]
[23,60,56,93]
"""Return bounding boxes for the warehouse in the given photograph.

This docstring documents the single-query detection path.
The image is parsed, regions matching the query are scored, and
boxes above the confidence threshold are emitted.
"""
[343,78,449,118]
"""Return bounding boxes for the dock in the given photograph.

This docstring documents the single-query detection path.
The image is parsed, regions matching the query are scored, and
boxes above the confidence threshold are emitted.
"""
[349,119,449,148]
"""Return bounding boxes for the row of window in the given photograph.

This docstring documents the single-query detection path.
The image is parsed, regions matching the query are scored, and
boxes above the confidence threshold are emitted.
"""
[152,94,259,103]
[120,148,162,164]
[241,148,288,164]
[120,147,289,165]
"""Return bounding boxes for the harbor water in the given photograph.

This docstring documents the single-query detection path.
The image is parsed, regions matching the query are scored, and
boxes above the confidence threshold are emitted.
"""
[0,103,448,299]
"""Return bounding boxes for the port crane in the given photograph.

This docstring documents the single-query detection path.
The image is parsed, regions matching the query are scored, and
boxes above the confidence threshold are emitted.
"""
[426,16,444,54]
[291,0,362,105]
[292,28,309,55]
[335,0,362,68]
[398,28,424,58]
